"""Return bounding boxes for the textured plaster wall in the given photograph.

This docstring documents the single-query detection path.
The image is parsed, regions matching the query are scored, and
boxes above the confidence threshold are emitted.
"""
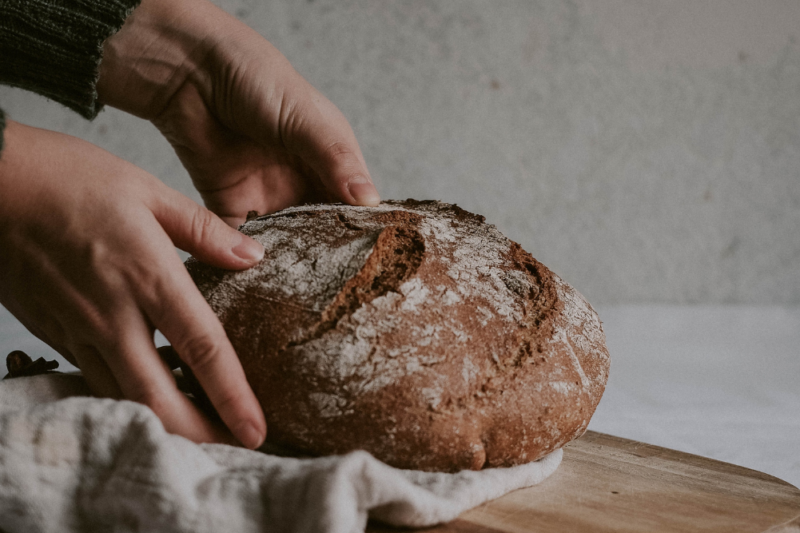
[1,0,798,304]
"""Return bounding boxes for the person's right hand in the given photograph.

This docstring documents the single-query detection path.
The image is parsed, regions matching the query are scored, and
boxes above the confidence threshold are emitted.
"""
[0,120,267,449]
[96,0,380,228]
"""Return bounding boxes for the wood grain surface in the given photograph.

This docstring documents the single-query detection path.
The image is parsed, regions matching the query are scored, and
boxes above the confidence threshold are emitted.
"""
[368,431,800,533]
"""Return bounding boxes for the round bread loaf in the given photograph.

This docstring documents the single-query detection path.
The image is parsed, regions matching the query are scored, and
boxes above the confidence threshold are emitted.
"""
[186,200,610,472]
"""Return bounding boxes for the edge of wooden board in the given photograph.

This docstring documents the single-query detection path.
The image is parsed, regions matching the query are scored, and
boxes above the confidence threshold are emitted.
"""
[368,431,800,533]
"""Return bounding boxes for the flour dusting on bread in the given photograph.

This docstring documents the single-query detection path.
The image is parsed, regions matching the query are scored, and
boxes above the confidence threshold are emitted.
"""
[186,200,610,472]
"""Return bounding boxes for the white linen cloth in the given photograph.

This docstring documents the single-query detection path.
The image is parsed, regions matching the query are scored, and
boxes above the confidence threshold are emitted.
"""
[0,373,562,533]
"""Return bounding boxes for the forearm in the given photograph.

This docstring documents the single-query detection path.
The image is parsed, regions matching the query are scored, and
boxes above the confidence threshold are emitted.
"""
[96,0,283,121]
[95,0,207,119]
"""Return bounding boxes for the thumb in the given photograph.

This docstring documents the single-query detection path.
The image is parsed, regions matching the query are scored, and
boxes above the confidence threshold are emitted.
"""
[307,138,381,207]
[242,79,380,207]
[289,94,381,206]
[153,187,264,269]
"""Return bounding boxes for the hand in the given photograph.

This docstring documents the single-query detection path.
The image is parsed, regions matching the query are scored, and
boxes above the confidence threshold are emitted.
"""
[97,0,380,227]
[0,120,267,448]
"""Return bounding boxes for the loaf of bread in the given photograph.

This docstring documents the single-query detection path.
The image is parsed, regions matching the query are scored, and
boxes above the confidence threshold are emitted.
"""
[186,200,610,472]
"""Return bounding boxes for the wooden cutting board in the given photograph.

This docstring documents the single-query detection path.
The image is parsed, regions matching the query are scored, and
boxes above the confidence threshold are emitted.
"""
[369,431,800,533]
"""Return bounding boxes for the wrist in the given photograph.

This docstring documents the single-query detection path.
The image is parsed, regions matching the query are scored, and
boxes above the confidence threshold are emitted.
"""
[96,0,217,119]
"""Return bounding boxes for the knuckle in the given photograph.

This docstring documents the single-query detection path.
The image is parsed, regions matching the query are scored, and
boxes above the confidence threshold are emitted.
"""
[126,259,165,312]
[177,333,223,373]
[139,272,176,326]
[86,238,112,271]
[323,141,356,161]
[189,208,217,247]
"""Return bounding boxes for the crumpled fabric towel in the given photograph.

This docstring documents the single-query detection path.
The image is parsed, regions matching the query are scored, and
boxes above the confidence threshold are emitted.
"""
[0,374,562,533]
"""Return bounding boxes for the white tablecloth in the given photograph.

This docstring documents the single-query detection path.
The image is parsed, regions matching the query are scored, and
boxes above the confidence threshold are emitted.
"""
[588,305,800,488]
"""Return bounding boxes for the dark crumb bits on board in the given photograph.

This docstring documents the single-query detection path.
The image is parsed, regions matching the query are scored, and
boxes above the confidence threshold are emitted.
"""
[4,350,60,379]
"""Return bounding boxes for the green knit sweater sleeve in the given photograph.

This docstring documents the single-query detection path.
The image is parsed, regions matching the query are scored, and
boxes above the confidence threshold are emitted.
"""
[0,0,141,151]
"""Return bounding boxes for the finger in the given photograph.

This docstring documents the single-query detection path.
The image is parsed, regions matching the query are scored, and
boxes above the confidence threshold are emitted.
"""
[152,186,264,269]
[141,244,267,449]
[241,79,380,207]
[285,96,380,206]
[70,344,124,399]
[102,311,235,445]
[196,152,314,228]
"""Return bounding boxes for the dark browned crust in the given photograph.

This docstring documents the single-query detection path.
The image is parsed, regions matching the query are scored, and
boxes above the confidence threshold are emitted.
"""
[186,200,610,472]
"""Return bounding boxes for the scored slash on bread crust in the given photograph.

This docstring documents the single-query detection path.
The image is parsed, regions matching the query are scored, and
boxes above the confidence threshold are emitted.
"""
[185,200,610,472]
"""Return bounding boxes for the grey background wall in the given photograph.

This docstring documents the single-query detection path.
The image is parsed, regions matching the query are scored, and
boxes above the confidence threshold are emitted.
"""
[1,0,798,305]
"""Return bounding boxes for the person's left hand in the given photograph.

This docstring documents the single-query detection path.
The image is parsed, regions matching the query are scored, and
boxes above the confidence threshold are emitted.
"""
[0,121,268,449]
[97,0,380,228]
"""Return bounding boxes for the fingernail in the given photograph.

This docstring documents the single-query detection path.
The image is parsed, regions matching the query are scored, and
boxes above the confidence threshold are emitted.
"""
[348,178,381,206]
[240,422,266,449]
[232,234,264,263]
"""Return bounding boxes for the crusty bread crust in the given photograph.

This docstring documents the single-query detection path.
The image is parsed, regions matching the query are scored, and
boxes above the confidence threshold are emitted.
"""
[186,200,610,472]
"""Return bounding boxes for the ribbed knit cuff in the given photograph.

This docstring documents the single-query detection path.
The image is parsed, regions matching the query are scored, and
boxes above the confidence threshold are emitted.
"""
[0,0,141,120]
